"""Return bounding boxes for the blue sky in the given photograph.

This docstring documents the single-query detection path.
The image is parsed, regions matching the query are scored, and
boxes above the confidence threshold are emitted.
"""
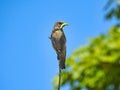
[0,0,116,90]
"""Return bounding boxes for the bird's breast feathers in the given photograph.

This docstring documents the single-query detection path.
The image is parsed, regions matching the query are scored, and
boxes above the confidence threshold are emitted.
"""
[52,30,63,39]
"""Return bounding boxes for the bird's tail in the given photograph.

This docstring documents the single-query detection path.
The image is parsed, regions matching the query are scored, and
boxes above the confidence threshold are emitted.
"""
[58,55,65,69]
[57,51,66,69]
[59,59,65,69]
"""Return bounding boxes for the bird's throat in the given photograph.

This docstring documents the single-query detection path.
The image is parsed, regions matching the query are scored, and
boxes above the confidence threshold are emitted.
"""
[53,30,63,39]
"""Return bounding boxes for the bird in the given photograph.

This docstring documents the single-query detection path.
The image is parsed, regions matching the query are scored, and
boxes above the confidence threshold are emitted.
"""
[50,21,68,69]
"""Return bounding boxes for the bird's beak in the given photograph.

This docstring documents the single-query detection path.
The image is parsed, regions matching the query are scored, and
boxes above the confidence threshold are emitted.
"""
[60,22,68,29]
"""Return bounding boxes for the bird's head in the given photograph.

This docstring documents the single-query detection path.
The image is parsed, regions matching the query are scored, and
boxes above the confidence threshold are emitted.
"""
[54,21,68,30]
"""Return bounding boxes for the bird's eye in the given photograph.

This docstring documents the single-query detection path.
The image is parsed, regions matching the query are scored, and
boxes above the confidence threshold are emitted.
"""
[59,22,62,24]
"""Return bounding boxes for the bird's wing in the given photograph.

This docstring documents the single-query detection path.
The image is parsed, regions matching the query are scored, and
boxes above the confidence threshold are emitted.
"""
[60,33,66,48]
[51,37,60,53]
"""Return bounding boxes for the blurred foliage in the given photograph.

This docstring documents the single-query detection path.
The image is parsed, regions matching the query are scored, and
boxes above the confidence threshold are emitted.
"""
[53,25,120,90]
[104,0,120,19]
